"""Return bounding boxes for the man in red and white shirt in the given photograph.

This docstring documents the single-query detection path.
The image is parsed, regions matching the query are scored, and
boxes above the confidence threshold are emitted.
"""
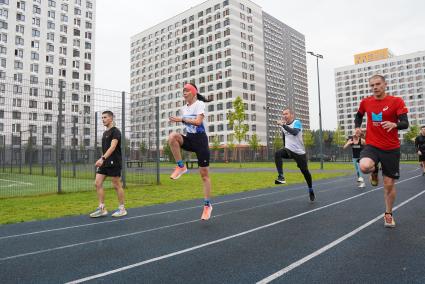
[354,74,409,228]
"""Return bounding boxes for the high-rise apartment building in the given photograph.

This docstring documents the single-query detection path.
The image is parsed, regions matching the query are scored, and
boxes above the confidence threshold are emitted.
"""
[0,0,96,155]
[335,50,425,141]
[129,0,308,149]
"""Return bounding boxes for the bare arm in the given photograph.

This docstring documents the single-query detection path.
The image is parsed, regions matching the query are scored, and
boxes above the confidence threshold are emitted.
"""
[343,139,353,150]
[95,139,119,167]
[170,114,204,126]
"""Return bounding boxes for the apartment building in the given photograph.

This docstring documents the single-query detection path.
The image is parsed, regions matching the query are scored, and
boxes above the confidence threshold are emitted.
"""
[130,0,308,149]
[0,0,96,160]
[335,50,425,141]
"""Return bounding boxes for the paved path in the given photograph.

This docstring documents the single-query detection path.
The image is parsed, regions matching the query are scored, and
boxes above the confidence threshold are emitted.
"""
[0,164,424,283]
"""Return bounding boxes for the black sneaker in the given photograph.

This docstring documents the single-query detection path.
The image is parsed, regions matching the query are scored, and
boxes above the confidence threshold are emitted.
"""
[309,190,315,202]
[422,172,425,176]
[275,176,286,184]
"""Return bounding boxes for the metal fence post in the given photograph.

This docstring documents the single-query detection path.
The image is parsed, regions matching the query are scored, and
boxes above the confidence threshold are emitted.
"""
[2,135,5,173]
[57,81,63,194]
[10,133,13,173]
[155,96,160,185]
[29,129,33,175]
[41,127,45,175]
[72,118,76,178]
[94,111,98,176]
[121,91,127,188]
[19,130,22,174]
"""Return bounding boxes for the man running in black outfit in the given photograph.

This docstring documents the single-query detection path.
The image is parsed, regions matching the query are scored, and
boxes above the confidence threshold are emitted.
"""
[415,125,425,176]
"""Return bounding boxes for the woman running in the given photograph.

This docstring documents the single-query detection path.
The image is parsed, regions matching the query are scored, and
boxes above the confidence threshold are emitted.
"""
[343,131,366,188]
[168,83,213,220]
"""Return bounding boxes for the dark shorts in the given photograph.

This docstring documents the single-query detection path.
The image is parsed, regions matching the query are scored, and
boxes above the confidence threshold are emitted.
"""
[96,166,121,177]
[181,133,210,167]
[276,148,308,171]
[419,154,425,162]
[360,145,400,179]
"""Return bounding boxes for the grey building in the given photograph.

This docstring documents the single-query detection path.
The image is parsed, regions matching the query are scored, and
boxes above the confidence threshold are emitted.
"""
[262,12,309,149]
[129,0,309,150]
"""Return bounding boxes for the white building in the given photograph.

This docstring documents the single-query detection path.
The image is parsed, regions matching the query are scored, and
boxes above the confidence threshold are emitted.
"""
[0,0,96,157]
[335,50,425,141]
[130,0,308,149]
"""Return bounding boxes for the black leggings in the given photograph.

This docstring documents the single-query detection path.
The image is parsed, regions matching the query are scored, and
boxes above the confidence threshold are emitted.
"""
[275,148,313,189]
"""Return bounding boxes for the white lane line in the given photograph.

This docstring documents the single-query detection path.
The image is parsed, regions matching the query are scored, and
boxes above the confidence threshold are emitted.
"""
[0,179,33,188]
[256,188,425,284]
[0,177,350,240]
[65,175,421,284]
[0,186,343,262]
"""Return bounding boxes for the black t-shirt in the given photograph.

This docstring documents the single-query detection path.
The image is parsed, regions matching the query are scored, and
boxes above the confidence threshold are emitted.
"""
[415,134,425,153]
[347,136,364,159]
[101,127,122,168]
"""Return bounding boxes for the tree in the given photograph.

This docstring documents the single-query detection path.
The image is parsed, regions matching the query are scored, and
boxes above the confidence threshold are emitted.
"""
[162,139,174,162]
[303,129,314,158]
[404,124,419,144]
[333,126,346,147]
[272,135,283,152]
[226,138,235,162]
[139,141,147,159]
[228,96,249,166]
[248,133,261,160]
[323,131,331,146]
[211,135,221,161]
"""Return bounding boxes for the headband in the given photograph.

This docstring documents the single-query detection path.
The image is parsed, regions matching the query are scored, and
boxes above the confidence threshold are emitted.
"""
[184,83,197,96]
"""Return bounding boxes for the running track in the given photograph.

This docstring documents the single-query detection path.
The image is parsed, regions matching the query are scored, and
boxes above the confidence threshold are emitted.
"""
[0,164,424,283]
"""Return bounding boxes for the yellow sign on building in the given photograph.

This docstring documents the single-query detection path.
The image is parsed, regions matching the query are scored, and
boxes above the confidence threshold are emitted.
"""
[354,48,393,64]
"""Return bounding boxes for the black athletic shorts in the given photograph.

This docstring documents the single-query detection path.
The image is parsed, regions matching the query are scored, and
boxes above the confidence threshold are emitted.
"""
[419,154,425,162]
[181,132,210,167]
[360,145,400,179]
[277,148,308,171]
[96,166,121,177]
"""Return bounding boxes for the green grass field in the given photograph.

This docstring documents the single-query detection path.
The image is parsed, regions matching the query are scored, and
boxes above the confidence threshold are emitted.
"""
[161,161,355,170]
[0,170,349,224]
[0,162,352,198]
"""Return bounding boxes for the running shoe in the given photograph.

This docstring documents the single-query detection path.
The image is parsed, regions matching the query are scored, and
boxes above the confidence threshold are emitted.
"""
[369,172,379,186]
[275,176,286,184]
[357,177,364,183]
[89,207,108,218]
[358,182,366,188]
[201,205,213,220]
[384,213,395,228]
[170,166,188,180]
[422,172,425,176]
[309,190,315,202]
[111,207,127,217]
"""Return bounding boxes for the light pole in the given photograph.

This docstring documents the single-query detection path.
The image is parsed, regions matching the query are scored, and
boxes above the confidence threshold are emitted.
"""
[307,51,324,170]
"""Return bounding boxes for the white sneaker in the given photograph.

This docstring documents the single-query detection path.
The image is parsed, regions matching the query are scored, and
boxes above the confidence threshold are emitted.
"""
[111,208,127,217]
[89,207,108,218]
[358,182,365,188]
[357,177,364,183]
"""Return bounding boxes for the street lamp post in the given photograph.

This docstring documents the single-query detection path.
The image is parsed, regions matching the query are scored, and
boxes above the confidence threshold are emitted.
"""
[307,51,324,170]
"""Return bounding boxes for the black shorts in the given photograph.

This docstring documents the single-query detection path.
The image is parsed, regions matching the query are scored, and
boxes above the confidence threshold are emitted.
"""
[419,155,425,162]
[96,166,121,177]
[276,148,308,171]
[360,145,400,179]
[181,133,210,167]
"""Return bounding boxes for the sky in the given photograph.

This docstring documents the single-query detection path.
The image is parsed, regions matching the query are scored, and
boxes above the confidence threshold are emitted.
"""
[94,0,425,130]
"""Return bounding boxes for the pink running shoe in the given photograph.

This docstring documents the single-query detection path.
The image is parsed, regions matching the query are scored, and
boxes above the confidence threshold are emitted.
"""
[201,205,213,220]
[170,166,188,180]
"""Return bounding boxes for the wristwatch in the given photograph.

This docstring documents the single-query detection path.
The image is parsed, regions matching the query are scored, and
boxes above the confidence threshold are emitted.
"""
[101,156,106,161]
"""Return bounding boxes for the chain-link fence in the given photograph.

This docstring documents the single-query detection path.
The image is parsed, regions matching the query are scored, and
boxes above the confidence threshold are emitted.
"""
[207,144,419,163]
[0,77,159,198]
